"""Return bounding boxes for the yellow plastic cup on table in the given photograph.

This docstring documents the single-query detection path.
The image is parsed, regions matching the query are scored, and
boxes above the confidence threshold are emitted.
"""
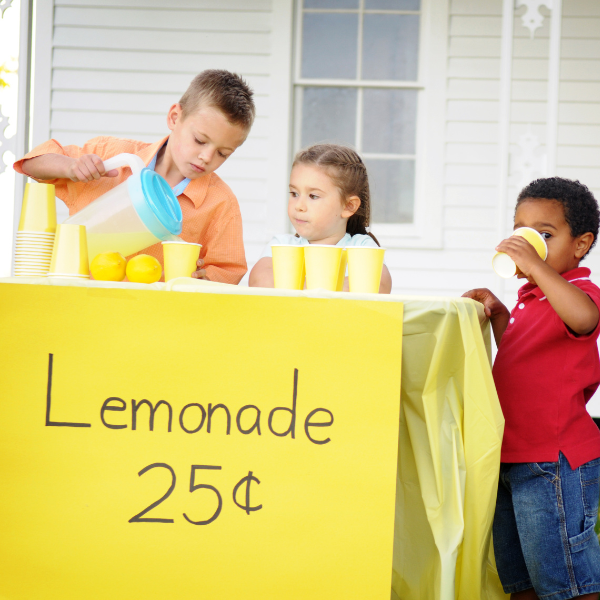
[304,245,343,291]
[18,182,57,233]
[161,241,202,281]
[336,249,348,292]
[48,224,90,278]
[347,247,386,294]
[492,226,548,278]
[272,245,305,290]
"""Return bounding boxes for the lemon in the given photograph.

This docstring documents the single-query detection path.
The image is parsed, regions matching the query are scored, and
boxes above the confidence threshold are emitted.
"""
[90,252,126,281]
[126,254,162,284]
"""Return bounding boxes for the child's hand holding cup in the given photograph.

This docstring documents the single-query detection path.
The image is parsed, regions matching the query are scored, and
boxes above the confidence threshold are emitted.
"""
[492,227,548,278]
[162,241,202,281]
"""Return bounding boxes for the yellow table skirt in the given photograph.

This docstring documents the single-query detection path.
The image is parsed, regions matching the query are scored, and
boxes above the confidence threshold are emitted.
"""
[0,277,508,598]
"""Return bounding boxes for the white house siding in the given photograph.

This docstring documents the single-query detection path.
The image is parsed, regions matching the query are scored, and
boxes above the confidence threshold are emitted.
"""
[557,0,600,278]
[387,0,600,301]
[496,0,600,305]
[381,0,501,297]
[40,0,290,282]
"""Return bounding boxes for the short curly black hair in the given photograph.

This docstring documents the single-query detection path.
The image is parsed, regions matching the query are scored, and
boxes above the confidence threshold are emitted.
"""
[516,177,600,258]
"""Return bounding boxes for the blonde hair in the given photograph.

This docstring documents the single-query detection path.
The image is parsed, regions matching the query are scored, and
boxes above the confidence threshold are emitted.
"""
[179,70,255,131]
[292,144,379,245]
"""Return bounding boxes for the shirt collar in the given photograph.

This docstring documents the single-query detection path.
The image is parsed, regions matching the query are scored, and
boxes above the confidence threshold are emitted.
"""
[518,266,592,300]
[137,137,167,166]
[136,135,210,209]
[297,233,352,246]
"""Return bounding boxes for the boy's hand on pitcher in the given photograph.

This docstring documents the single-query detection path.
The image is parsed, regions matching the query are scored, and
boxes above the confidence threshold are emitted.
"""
[66,154,119,182]
[495,236,543,279]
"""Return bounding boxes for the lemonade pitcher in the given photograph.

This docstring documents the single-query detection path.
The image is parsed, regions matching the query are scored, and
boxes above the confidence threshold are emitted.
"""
[64,153,183,262]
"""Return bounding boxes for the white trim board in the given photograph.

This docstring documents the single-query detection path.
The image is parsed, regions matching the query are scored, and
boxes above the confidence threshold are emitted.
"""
[265,0,294,241]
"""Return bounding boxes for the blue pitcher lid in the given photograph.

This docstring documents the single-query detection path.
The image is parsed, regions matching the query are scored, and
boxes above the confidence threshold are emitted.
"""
[138,169,182,235]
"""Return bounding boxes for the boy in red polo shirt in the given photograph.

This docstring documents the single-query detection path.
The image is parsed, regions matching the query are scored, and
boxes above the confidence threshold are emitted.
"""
[464,177,600,600]
[14,70,253,284]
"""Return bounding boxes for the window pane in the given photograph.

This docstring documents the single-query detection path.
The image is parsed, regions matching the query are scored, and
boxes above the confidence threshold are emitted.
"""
[362,14,419,80]
[362,89,417,154]
[301,87,357,148]
[305,0,359,7]
[364,0,420,9]
[302,13,358,79]
[366,159,415,223]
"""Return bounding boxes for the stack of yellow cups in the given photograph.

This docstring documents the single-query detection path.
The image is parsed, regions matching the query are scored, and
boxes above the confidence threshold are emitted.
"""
[14,183,57,277]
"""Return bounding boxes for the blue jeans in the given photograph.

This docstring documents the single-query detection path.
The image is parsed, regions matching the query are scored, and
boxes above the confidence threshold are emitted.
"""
[494,453,600,599]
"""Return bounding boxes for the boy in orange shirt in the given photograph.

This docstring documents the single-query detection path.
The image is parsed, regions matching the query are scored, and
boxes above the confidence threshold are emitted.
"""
[13,69,254,284]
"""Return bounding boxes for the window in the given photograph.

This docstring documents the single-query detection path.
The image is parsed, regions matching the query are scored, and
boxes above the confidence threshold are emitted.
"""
[292,0,447,247]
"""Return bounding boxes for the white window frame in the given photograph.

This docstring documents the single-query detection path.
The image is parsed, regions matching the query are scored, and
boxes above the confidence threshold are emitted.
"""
[292,0,448,249]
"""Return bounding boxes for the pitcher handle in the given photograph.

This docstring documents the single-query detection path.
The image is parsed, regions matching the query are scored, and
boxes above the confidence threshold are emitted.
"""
[102,153,145,176]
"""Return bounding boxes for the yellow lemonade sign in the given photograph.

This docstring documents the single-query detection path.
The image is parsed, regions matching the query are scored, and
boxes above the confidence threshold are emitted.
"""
[0,283,403,600]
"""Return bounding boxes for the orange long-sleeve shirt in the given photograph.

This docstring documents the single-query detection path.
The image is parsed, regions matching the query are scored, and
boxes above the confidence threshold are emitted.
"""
[14,136,247,284]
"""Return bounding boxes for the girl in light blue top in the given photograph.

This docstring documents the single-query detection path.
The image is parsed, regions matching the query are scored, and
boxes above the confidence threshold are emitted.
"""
[249,144,392,293]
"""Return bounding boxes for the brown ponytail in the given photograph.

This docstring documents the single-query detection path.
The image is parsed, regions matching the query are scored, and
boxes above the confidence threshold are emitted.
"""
[292,144,380,246]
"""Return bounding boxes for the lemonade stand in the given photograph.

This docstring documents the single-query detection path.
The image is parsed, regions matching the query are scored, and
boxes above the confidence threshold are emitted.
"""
[0,184,506,600]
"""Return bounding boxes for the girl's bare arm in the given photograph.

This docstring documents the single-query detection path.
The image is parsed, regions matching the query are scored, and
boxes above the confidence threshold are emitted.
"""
[248,257,274,288]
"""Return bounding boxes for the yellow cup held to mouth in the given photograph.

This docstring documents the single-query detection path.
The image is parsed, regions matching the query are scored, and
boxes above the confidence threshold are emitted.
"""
[272,245,305,290]
[492,227,548,278]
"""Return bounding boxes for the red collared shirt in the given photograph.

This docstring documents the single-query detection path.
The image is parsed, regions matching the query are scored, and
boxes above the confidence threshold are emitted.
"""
[14,136,247,284]
[493,267,600,469]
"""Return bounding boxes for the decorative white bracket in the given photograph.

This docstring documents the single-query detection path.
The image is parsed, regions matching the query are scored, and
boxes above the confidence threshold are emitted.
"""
[0,0,17,174]
[0,103,16,175]
[0,0,14,18]
[510,126,547,191]
[516,0,552,39]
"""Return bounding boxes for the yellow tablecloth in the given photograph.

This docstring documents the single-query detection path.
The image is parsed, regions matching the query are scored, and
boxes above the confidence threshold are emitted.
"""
[391,295,507,600]
[0,277,507,598]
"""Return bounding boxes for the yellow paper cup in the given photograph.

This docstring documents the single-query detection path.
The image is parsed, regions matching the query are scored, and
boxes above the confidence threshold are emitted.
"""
[161,241,202,281]
[492,227,548,278]
[17,241,54,247]
[18,182,57,233]
[16,255,54,262]
[15,258,51,265]
[16,245,54,253]
[347,247,386,294]
[16,231,55,238]
[49,224,90,277]
[336,249,348,292]
[272,245,305,290]
[304,245,343,291]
